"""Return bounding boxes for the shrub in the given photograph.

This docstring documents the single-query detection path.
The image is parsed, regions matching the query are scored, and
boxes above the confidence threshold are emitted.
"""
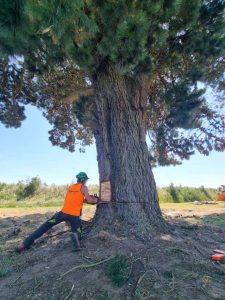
[200,185,212,200]
[24,177,41,197]
[167,183,179,202]
[17,177,41,200]
[0,183,7,191]
[16,181,26,201]
[159,185,216,203]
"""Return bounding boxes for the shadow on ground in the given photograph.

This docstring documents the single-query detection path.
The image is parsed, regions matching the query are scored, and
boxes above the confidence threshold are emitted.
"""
[1,211,225,300]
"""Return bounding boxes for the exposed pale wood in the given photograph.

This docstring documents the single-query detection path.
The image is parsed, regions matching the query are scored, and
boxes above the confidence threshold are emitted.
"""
[100,181,112,202]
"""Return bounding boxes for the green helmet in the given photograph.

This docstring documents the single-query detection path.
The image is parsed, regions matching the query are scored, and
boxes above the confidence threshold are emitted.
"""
[76,172,89,181]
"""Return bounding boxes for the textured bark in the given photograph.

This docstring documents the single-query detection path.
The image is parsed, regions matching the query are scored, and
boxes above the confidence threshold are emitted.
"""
[92,66,168,237]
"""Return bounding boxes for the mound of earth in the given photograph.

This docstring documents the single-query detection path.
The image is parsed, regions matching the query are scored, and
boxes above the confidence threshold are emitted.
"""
[1,212,225,300]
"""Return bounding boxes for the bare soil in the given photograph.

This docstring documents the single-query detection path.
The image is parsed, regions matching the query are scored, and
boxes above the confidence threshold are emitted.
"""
[1,204,225,300]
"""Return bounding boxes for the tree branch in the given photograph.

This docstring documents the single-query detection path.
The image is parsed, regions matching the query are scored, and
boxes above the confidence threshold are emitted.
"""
[61,88,94,103]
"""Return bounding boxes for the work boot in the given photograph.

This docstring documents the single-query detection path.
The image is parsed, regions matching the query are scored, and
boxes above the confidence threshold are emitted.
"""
[70,233,81,251]
[15,244,28,254]
[77,227,82,241]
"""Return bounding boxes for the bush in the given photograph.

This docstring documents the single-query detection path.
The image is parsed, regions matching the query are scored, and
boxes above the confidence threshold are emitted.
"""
[16,181,26,201]
[17,177,41,200]
[159,184,216,203]
[167,183,179,202]
[0,183,7,191]
[158,188,173,203]
[200,185,213,200]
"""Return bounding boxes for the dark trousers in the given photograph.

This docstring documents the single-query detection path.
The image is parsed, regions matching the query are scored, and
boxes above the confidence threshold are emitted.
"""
[23,211,81,248]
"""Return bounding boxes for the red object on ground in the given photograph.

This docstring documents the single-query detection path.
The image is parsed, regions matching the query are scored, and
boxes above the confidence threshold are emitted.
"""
[211,253,225,261]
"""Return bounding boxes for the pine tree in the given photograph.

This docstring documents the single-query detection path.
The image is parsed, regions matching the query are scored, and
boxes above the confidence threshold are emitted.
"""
[0,0,225,235]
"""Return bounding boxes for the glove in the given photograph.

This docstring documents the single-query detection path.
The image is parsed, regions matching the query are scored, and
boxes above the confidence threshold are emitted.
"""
[94,194,100,202]
[90,194,100,204]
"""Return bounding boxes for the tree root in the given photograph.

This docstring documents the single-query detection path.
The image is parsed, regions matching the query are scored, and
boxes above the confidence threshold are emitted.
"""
[57,255,116,280]
[63,284,75,300]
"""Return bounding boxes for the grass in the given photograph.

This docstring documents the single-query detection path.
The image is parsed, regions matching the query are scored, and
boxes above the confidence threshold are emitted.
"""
[96,292,110,300]
[0,252,23,278]
[0,258,13,278]
[1,201,223,210]
[134,287,153,300]
[181,213,225,230]
[201,215,225,228]
[0,201,62,208]
[161,202,224,210]
[0,245,12,278]
[1,202,224,225]
[105,255,131,287]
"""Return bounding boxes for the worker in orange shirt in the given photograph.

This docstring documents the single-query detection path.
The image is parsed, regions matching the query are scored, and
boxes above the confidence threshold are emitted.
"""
[16,172,98,253]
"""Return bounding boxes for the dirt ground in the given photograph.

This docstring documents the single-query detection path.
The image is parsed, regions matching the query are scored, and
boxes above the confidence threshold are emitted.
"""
[1,203,225,300]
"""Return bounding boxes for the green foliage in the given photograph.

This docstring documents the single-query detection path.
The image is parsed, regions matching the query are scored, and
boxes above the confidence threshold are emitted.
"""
[201,215,225,228]
[73,95,95,128]
[163,82,205,129]
[0,179,99,207]
[175,296,186,300]
[0,180,216,207]
[15,180,26,201]
[0,253,18,278]
[16,177,41,200]
[105,255,130,287]
[158,184,216,203]
[1,0,224,74]
[98,10,151,73]
[0,0,224,165]
[0,58,26,128]
[0,261,12,278]
[23,177,41,197]
[167,183,179,203]
[134,287,152,300]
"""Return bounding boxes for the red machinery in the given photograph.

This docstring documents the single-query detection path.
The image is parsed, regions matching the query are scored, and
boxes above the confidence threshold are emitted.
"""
[216,185,225,202]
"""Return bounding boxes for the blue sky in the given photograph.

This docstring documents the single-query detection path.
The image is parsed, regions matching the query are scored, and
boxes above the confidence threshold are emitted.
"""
[0,105,224,188]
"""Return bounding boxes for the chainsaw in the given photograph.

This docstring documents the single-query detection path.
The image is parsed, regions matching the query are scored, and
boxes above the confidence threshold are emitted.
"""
[211,249,225,263]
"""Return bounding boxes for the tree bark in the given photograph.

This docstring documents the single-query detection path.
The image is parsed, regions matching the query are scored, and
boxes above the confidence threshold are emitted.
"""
[91,66,168,237]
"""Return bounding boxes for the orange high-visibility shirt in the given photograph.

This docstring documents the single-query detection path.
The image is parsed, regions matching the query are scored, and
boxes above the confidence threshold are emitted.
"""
[61,183,85,216]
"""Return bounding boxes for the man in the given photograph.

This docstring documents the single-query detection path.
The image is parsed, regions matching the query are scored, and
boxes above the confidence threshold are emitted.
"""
[16,172,98,253]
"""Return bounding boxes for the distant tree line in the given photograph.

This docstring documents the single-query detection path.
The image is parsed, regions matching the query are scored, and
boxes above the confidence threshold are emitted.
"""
[0,178,216,206]
[158,183,216,203]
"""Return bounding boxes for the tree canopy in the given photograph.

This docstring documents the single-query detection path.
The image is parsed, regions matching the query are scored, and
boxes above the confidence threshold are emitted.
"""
[0,0,224,164]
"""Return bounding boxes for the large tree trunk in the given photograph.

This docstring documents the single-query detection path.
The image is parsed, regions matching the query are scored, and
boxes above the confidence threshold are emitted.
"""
[91,66,168,237]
